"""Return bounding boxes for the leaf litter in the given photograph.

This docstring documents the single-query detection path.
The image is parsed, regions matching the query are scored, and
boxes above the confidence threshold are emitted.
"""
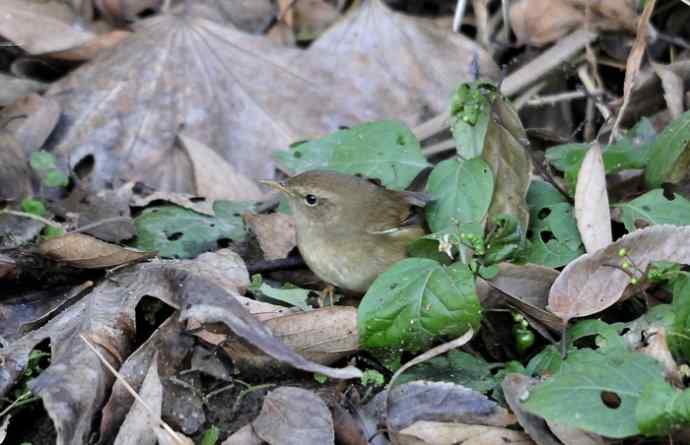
[3,0,690,443]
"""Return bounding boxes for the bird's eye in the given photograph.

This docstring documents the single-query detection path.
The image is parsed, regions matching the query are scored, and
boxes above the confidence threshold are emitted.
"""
[304,194,318,206]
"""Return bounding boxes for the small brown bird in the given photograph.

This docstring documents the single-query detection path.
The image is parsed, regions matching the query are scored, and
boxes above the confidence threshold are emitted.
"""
[263,170,428,293]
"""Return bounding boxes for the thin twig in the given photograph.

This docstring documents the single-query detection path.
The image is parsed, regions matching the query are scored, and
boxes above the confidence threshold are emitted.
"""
[577,65,612,121]
[383,330,474,433]
[452,0,468,33]
[72,216,132,234]
[513,81,547,111]
[0,210,63,229]
[80,335,188,445]
[231,384,275,416]
[526,90,598,107]
[412,28,598,142]
[501,0,511,43]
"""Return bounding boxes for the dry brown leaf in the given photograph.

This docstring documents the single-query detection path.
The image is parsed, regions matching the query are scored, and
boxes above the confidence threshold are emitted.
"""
[575,143,612,253]
[39,232,155,269]
[253,387,335,445]
[0,131,32,202]
[0,73,47,106]
[610,0,656,140]
[222,306,358,370]
[130,191,215,216]
[654,62,686,120]
[636,327,682,385]
[2,94,61,155]
[510,0,584,46]
[396,421,535,445]
[510,0,639,46]
[179,134,264,202]
[244,212,297,260]
[0,0,96,54]
[222,424,263,445]
[479,263,564,331]
[113,356,162,445]
[501,374,561,445]
[549,225,690,321]
[96,0,162,21]
[546,420,608,445]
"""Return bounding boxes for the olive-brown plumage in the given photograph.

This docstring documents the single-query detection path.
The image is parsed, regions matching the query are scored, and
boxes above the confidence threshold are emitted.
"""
[264,170,427,293]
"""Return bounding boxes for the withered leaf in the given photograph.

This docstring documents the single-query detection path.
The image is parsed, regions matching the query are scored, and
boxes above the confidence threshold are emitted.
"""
[39,232,155,268]
[549,225,690,321]
[574,143,612,253]
[253,387,334,445]
[395,421,534,445]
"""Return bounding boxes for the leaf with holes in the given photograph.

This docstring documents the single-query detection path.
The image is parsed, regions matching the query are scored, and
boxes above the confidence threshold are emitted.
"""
[131,201,253,258]
[274,120,429,190]
[425,157,494,234]
[617,189,690,232]
[523,348,665,438]
[521,181,583,267]
[358,258,481,352]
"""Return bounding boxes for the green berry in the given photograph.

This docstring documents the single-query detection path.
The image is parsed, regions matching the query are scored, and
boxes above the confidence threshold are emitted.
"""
[618,248,627,257]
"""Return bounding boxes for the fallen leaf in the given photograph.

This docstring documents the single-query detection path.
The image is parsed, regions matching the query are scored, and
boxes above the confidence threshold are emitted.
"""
[39,232,155,268]
[253,387,334,445]
[0,0,95,54]
[546,421,609,445]
[501,373,562,445]
[574,143,612,252]
[222,306,359,371]
[636,327,682,385]
[367,381,515,431]
[46,29,131,61]
[179,134,264,202]
[221,424,263,445]
[395,420,534,445]
[113,356,162,445]
[0,73,47,107]
[3,94,61,155]
[654,63,686,120]
[0,131,32,202]
[130,191,215,217]
[549,225,690,321]
[510,0,584,46]
[244,212,297,260]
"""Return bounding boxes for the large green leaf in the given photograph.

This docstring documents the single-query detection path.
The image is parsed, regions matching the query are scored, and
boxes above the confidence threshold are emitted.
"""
[449,81,496,159]
[521,181,583,267]
[425,157,494,234]
[645,110,690,188]
[671,273,690,362]
[546,118,656,192]
[131,201,252,258]
[523,348,665,438]
[273,120,429,190]
[358,258,481,352]
[617,189,690,231]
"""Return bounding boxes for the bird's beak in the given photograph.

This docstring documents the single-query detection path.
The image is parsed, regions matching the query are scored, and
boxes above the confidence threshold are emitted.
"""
[259,180,293,196]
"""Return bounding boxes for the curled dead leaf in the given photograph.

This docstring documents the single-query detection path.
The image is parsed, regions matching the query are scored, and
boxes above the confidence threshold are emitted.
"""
[39,232,155,268]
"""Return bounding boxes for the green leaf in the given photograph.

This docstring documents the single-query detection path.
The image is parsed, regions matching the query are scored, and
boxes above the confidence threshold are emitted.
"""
[130,201,253,258]
[449,82,496,158]
[617,189,690,232]
[41,225,64,239]
[20,198,46,217]
[483,214,524,264]
[425,157,494,234]
[671,273,690,361]
[360,369,385,386]
[200,425,220,445]
[251,281,312,310]
[526,345,562,376]
[43,169,69,188]
[546,118,655,192]
[396,350,497,393]
[274,120,429,190]
[30,151,57,171]
[636,380,690,436]
[521,181,584,267]
[523,348,665,438]
[645,110,690,188]
[358,258,481,352]
[566,319,626,351]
